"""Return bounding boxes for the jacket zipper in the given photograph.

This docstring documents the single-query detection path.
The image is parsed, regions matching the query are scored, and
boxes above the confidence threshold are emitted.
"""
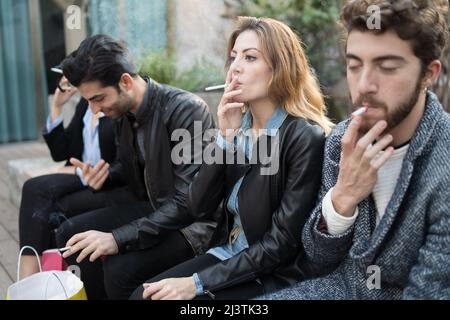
[204,290,216,299]
[204,272,257,295]
[144,167,157,211]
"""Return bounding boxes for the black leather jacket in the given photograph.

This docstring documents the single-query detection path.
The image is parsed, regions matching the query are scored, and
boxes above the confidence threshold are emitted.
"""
[188,115,326,295]
[110,79,218,255]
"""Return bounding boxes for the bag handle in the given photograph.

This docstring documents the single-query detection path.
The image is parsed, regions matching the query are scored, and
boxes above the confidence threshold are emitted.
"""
[17,246,42,282]
[44,272,69,300]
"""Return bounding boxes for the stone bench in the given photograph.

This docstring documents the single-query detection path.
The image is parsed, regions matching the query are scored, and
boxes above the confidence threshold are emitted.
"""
[7,158,65,208]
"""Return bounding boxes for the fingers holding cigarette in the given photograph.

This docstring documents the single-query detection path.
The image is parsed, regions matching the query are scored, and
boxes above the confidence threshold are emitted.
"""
[205,69,239,92]
[352,107,367,117]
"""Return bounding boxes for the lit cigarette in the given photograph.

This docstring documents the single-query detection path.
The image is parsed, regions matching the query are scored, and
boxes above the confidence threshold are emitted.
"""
[205,84,226,92]
[51,67,63,74]
[352,107,367,116]
[58,247,71,252]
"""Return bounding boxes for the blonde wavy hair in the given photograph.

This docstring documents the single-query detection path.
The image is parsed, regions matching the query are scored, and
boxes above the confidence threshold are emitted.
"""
[226,16,334,135]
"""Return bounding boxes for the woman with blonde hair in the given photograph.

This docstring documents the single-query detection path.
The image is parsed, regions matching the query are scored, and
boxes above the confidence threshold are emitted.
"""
[130,16,333,300]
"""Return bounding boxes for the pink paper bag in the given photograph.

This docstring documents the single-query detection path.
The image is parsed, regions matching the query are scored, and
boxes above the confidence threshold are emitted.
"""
[41,249,68,271]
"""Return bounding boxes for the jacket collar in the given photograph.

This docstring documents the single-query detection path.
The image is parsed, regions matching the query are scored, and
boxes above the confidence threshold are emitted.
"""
[405,91,443,160]
[127,77,159,128]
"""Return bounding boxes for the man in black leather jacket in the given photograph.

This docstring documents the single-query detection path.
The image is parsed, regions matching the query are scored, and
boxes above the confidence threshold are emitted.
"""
[54,34,218,299]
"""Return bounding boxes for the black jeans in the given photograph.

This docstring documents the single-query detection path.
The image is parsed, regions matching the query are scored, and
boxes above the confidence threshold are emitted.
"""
[19,173,136,254]
[55,202,195,300]
[129,254,265,300]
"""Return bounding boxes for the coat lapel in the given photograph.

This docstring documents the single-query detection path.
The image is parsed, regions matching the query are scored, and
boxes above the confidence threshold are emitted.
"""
[353,92,442,259]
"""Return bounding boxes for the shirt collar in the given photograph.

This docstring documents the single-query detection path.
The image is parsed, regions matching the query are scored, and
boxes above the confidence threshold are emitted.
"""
[238,107,288,137]
[83,107,104,126]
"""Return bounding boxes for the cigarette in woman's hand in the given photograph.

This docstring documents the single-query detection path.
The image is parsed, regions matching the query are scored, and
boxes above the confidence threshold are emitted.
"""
[58,246,71,252]
[352,107,367,117]
[205,84,227,92]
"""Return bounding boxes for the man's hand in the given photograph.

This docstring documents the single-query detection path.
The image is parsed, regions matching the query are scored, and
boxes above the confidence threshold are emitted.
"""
[332,116,394,217]
[70,158,110,190]
[62,230,119,263]
[142,277,197,300]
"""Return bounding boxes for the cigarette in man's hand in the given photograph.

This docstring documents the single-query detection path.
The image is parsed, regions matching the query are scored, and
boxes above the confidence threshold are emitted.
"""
[352,107,367,117]
[205,84,226,92]
[58,247,71,252]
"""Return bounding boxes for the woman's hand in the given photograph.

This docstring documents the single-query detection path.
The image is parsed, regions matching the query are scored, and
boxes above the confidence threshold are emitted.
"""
[217,70,245,142]
[142,277,197,300]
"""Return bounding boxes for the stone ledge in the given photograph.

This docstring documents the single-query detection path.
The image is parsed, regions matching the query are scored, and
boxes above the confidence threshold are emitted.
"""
[7,158,65,208]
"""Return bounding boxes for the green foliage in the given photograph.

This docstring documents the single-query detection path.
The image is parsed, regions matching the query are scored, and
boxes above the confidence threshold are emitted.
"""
[138,51,177,87]
[138,51,224,92]
[176,59,224,93]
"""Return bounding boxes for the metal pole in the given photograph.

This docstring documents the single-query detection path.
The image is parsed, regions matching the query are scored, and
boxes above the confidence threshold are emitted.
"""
[28,0,46,141]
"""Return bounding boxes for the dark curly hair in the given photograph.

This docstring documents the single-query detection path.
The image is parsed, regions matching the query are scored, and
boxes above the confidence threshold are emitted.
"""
[340,0,449,71]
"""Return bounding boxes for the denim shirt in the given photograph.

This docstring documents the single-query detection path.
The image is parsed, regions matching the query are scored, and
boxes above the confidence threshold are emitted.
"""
[46,108,104,185]
[193,107,288,295]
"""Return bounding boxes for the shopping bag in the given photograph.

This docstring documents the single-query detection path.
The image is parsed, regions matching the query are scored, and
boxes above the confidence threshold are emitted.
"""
[6,246,87,300]
[7,271,87,300]
[42,249,68,271]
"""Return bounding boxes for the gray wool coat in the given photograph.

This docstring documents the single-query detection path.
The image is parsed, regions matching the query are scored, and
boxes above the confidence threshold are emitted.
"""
[261,92,450,300]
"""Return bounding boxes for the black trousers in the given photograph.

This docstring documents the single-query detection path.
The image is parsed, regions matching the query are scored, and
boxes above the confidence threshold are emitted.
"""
[19,174,136,254]
[129,254,265,300]
[55,202,195,300]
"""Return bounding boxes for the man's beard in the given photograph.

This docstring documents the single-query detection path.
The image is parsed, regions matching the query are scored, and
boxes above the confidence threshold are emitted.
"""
[352,76,423,135]
[110,90,134,119]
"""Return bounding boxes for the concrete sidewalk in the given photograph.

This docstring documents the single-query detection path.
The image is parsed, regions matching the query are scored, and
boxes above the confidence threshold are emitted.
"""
[0,141,50,299]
